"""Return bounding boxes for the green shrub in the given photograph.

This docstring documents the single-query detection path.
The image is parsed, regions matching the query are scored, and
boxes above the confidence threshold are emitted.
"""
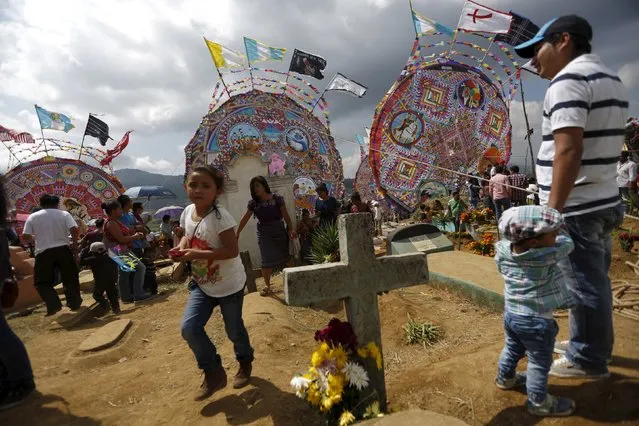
[311,222,340,264]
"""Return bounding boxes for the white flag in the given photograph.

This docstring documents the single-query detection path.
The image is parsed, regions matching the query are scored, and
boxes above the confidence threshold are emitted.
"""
[458,0,512,34]
[325,73,367,98]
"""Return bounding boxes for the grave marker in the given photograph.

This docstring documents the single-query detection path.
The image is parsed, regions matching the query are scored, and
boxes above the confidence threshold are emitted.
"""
[284,213,428,410]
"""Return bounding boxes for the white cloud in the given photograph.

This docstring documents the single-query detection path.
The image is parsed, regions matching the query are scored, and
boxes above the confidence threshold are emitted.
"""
[509,99,543,174]
[619,61,639,89]
[341,151,362,179]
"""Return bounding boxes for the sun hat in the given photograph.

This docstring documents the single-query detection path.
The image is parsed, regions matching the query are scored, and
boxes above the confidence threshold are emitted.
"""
[498,206,564,243]
[514,15,593,59]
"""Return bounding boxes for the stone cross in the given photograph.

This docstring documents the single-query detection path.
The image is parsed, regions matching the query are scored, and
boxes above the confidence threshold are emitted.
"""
[284,213,428,410]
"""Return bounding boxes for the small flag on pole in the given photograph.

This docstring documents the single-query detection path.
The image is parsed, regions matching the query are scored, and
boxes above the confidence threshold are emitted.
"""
[35,105,75,132]
[495,12,539,46]
[412,10,455,38]
[243,37,286,63]
[204,38,246,68]
[84,114,111,146]
[288,49,327,80]
[325,73,367,98]
[458,0,513,34]
[0,125,35,144]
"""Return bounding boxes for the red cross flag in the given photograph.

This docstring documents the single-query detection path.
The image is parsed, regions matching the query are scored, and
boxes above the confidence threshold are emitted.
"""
[458,0,512,34]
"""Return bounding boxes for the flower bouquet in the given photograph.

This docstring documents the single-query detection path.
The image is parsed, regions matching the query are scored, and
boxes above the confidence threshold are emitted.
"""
[465,232,496,257]
[291,318,384,426]
[469,208,494,225]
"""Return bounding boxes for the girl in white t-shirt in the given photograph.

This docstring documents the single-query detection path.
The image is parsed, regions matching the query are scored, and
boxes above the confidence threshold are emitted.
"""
[171,165,254,402]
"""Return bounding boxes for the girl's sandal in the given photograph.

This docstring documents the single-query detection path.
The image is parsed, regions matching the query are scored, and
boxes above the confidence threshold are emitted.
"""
[259,287,273,297]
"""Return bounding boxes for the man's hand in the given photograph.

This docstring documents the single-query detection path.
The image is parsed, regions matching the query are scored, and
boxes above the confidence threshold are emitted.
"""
[547,127,584,213]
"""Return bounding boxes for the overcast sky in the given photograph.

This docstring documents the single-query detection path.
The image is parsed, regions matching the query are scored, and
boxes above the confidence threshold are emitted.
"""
[1,0,638,178]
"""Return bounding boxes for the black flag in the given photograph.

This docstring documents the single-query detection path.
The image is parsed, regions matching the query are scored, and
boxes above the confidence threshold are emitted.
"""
[84,114,111,146]
[288,49,327,80]
[495,12,539,47]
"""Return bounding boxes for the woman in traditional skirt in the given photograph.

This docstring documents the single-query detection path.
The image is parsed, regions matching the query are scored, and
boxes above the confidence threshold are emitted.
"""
[237,176,295,296]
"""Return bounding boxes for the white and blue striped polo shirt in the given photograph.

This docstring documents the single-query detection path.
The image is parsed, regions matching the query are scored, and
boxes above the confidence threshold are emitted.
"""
[537,53,629,217]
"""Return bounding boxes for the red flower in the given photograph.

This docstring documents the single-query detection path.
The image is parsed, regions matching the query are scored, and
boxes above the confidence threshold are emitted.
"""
[314,318,358,351]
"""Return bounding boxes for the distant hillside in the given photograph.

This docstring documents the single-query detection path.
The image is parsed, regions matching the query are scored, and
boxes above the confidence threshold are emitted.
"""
[114,169,188,210]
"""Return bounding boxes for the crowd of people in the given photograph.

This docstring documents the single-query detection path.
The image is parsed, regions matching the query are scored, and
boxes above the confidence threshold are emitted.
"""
[0,13,632,418]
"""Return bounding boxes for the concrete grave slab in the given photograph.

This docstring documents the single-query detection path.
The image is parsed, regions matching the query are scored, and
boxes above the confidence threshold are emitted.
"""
[361,410,469,426]
[386,223,453,255]
[79,319,133,352]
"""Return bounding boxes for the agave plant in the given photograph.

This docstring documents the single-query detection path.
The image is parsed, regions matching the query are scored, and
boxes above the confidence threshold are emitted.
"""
[311,222,340,264]
[432,212,453,230]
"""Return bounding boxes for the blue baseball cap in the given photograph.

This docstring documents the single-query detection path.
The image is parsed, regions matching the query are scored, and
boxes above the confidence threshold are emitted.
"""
[514,15,593,59]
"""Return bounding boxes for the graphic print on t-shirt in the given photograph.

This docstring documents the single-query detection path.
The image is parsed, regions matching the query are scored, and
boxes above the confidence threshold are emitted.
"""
[189,235,221,285]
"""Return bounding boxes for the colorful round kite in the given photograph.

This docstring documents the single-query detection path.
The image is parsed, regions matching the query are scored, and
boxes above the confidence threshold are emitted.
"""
[371,59,512,212]
[184,89,345,211]
[4,157,125,232]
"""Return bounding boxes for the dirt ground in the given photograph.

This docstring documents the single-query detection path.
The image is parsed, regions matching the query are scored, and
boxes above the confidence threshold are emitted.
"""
[1,225,639,425]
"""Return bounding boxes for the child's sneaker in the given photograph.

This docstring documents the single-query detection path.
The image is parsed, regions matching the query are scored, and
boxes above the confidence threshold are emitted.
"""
[495,372,526,390]
[526,394,575,417]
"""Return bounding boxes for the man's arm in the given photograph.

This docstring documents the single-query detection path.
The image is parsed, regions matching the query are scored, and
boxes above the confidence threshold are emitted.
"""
[547,128,584,213]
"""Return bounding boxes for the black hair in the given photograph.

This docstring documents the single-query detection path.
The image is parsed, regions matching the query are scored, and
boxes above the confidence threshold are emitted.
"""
[249,176,271,202]
[494,165,504,174]
[117,194,131,208]
[302,208,310,216]
[528,177,537,184]
[101,200,121,216]
[132,202,144,211]
[95,218,105,228]
[162,214,171,222]
[190,165,225,192]
[621,150,630,159]
[39,194,60,208]
[547,32,591,58]
[316,183,328,194]
[351,191,362,203]
[452,191,460,196]
[510,165,520,173]
[189,165,224,219]
[0,175,7,227]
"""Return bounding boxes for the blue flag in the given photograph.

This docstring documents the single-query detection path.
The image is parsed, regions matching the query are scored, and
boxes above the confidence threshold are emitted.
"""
[243,37,286,64]
[35,105,75,133]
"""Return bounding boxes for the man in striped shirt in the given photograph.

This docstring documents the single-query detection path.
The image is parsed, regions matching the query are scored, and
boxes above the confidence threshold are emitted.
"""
[515,15,628,379]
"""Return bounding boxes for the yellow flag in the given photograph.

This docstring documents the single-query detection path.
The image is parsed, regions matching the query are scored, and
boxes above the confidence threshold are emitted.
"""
[204,38,245,69]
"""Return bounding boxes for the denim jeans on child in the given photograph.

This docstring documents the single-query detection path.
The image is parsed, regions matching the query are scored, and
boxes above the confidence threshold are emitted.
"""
[181,282,254,372]
[118,260,146,302]
[498,311,558,404]
[557,204,624,372]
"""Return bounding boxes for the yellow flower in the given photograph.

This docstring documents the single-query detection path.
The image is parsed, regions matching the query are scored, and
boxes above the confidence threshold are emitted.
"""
[366,342,383,370]
[311,343,330,367]
[339,410,356,426]
[364,401,382,419]
[306,383,321,406]
[330,346,348,369]
[327,373,345,398]
[357,347,369,359]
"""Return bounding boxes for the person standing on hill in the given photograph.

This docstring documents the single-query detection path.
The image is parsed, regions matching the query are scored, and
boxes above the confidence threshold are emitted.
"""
[509,166,529,207]
[489,165,512,219]
[22,194,82,315]
[515,15,628,379]
[617,151,638,212]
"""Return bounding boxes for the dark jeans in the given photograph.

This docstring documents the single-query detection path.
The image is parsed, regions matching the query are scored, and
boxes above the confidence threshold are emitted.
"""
[498,311,558,404]
[181,283,254,372]
[494,198,511,220]
[34,245,82,314]
[558,204,624,371]
[0,306,34,391]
